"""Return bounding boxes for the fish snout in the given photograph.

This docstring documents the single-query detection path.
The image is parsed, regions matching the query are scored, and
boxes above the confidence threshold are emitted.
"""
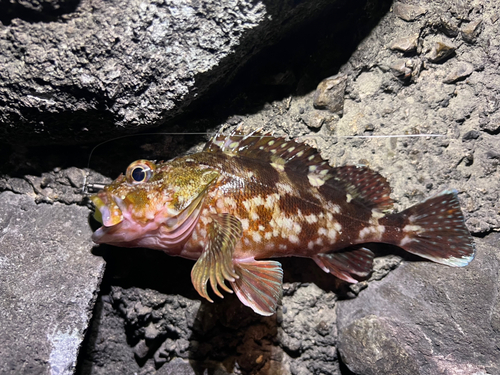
[90,193,124,227]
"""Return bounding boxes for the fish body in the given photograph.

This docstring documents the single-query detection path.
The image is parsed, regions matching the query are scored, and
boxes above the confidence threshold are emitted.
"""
[91,130,475,315]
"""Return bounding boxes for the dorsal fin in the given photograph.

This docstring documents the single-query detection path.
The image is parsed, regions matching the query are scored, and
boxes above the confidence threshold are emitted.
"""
[326,166,394,211]
[204,129,393,211]
[204,129,329,174]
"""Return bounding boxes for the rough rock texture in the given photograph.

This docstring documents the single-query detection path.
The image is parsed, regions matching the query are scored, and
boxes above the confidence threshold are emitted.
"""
[0,0,339,144]
[1,0,499,374]
[0,191,105,375]
[337,234,500,375]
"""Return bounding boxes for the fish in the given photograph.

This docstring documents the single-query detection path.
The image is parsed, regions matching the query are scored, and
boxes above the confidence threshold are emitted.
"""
[90,130,475,316]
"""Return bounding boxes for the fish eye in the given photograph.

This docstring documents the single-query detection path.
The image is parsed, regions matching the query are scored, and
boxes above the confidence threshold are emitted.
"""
[126,160,156,184]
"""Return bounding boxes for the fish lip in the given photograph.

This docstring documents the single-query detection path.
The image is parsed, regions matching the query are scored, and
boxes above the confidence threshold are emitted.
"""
[90,192,124,227]
[91,226,109,243]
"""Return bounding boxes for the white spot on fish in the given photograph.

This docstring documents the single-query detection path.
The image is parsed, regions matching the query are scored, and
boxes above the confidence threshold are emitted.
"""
[358,225,385,240]
[333,222,342,233]
[289,234,299,244]
[403,224,424,233]
[305,214,318,224]
[327,228,337,242]
[346,194,353,203]
[252,232,262,243]
[240,218,249,231]
[265,194,280,209]
[308,241,314,250]
[400,235,412,247]
[308,173,325,187]
[276,182,294,194]
[265,232,272,240]
[271,162,285,172]
[250,211,259,221]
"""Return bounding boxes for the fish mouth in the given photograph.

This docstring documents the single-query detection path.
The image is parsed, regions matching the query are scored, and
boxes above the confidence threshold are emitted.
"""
[90,192,127,245]
[90,194,124,227]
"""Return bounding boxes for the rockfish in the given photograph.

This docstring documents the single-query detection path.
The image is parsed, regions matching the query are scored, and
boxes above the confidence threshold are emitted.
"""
[90,130,475,315]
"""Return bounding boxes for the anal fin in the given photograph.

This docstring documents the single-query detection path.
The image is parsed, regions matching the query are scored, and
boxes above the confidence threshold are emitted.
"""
[314,247,374,283]
[230,259,283,316]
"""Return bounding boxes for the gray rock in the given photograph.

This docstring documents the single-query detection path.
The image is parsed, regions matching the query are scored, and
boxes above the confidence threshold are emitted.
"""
[392,2,426,22]
[337,235,500,375]
[427,40,456,63]
[389,34,419,53]
[443,62,474,83]
[0,191,105,375]
[0,0,338,144]
[461,18,483,44]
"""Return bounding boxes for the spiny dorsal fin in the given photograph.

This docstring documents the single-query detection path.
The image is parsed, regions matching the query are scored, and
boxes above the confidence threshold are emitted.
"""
[205,129,393,211]
[204,129,331,175]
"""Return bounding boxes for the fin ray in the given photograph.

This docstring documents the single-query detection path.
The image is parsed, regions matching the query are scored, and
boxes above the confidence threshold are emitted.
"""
[205,130,393,211]
[383,189,475,267]
[230,259,283,316]
[191,213,241,302]
[314,247,374,283]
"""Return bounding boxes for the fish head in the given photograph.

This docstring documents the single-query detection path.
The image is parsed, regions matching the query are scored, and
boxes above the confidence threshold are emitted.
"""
[90,158,219,249]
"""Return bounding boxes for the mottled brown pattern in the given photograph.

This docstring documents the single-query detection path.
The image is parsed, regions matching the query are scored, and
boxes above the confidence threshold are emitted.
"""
[91,131,475,315]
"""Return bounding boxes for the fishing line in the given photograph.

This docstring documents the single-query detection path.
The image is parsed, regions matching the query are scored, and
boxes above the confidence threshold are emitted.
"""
[82,131,445,194]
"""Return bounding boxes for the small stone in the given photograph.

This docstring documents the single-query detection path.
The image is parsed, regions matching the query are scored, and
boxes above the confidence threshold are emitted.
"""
[313,74,348,114]
[133,339,149,359]
[427,41,456,63]
[389,34,419,53]
[438,17,460,37]
[392,2,426,22]
[462,130,480,141]
[443,62,474,83]
[461,19,483,44]
[144,323,160,341]
[390,58,422,81]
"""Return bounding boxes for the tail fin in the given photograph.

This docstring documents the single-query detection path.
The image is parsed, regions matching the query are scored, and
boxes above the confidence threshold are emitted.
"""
[382,189,475,267]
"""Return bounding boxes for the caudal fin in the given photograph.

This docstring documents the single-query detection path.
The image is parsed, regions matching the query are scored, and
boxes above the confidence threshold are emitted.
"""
[383,189,475,267]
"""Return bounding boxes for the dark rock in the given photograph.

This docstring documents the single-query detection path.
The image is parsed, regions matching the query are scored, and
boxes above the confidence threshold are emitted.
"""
[427,40,456,63]
[0,191,105,375]
[462,130,480,141]
[313,74,348,114]
[462,18,483,43]
[338,235,500,375]
[0,0,341,144]
[392,2,426,22]
[390,58,422,81]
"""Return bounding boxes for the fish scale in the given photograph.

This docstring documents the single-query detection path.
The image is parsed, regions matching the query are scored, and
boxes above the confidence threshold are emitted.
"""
[90,129,475,315]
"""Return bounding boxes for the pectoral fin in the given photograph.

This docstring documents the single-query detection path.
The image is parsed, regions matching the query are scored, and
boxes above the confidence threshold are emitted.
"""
[191,213,241,302]
[230,259,283,316]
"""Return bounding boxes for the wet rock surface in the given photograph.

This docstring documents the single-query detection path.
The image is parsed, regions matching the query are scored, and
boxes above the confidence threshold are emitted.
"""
[1,0,499,374]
